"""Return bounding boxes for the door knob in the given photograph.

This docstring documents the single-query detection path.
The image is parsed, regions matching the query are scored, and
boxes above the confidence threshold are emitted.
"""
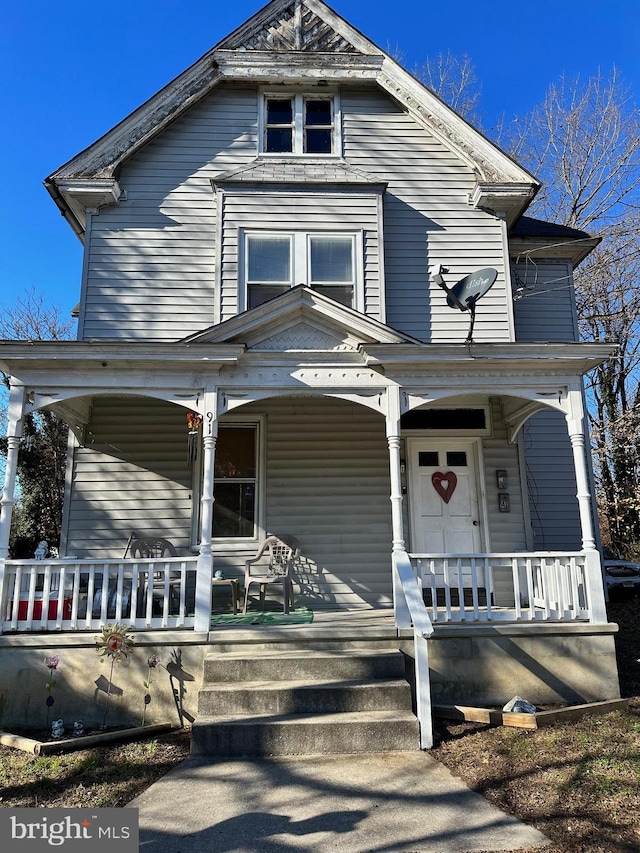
[473,520,479,526]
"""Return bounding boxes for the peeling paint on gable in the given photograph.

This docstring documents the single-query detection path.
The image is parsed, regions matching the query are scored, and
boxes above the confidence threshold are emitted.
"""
[220,1,361,53]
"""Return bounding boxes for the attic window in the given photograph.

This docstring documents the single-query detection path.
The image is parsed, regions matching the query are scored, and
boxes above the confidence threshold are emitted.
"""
[261,93,339,155]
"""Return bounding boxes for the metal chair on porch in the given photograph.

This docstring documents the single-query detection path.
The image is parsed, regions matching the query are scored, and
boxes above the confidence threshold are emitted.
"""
[243,534,299,614]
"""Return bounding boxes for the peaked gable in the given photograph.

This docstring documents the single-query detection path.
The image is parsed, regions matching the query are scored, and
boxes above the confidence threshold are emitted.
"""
[219,0,361,53]
[46,0,538,236]
[182,286,419,350]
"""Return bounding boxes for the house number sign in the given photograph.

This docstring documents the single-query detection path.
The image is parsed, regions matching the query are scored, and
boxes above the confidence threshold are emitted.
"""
[432,471,457,504]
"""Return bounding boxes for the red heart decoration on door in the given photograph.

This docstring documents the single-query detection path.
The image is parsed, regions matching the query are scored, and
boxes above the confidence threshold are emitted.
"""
[432,471,457,504]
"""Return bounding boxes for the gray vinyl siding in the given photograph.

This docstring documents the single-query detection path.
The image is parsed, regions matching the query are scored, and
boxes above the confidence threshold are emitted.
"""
[341,89,510,342]
[217,396,394,609]
[79,83,510,342]
[64,397,193,557]
[64,395,393,608]
[512,259,578,342]
[80,86,258,341]
[483,397,527,553]
[522,410,581,551]
[513,258,582,549]
[219,190,381,320]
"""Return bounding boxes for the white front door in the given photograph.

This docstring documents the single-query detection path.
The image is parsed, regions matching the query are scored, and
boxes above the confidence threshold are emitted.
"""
[408,439,483,554]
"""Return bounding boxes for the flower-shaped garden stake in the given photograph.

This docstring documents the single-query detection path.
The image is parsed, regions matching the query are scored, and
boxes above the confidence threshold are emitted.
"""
[44,655,60,732]
[95,623,135,729]
[142,655,160,726]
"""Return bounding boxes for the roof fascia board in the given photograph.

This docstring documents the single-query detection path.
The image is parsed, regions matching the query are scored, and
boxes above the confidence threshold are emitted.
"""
[509,236,600,268]
[378,58,539,189]
[362,342,617,374]
[0,342,245,372]
[301,0,384,55]
[47,61,222,183]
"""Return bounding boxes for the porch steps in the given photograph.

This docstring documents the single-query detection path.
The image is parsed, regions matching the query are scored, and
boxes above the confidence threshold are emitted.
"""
[192,647,419,757]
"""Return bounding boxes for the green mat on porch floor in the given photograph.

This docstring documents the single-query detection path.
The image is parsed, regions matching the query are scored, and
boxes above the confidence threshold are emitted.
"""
[210,608,314,626]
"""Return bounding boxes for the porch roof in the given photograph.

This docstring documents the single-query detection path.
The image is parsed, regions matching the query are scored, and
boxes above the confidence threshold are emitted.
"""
[0,339,615,378]
[362,342,617,375]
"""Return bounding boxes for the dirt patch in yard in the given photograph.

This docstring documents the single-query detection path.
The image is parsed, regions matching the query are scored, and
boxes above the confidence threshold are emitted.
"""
[431,598,640,853]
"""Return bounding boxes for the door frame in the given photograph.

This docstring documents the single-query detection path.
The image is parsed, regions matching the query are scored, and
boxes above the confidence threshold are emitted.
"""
[406,436,490,554]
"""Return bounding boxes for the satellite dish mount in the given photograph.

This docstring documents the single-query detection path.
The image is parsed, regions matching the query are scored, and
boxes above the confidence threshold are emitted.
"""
[430,265,498,343]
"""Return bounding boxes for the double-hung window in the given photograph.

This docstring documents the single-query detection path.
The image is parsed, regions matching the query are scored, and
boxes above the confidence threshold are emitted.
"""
[261,93,339,155]
[245,232,359,309]
[212,424,258,539]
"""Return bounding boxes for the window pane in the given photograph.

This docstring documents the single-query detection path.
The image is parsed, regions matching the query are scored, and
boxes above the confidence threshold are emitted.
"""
[446,451,468,467]
[248,284,289,308]
[266,127,293,152]
[419,452,439,467]
[267,99,293,125]
[215,427,256,478]
[305,100,331,125]
[310,237,353,282]
[247,236,290,282]
[213,483,255,538]
[313,285,353,307]
[305,128,332,153]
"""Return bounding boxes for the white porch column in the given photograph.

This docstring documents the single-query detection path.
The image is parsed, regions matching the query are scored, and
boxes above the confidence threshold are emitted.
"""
[0,382,26,559]
[386,386,411,626]
[566,389,607,623]
[385,386,405,553]
[194,395,217,633]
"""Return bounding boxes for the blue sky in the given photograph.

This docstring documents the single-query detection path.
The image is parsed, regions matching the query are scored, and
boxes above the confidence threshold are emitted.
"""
[1,0,638,326]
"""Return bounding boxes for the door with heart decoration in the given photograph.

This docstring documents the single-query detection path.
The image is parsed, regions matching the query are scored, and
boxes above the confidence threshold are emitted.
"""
[408,439,483,554]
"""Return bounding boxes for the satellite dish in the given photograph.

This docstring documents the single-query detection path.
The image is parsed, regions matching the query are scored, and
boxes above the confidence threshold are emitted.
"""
[446,268,498,310]
[431,266,498,343]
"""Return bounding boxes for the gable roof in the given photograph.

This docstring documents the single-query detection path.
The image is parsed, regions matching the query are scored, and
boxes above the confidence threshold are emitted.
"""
[45,0,538,236]
[182,285,421,349]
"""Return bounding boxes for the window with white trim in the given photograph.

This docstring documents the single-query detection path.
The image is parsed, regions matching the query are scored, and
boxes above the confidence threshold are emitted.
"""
[260,93,340,155]
[244,231,359,309]
[213,424,258,538]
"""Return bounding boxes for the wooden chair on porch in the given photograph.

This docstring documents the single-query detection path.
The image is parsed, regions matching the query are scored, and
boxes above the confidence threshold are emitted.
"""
[243,534,299,614]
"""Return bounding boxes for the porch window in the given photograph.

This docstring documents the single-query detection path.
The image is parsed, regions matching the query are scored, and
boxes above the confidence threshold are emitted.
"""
[213,425,257,538]
[261,93,338,155]
[245,232,358,309]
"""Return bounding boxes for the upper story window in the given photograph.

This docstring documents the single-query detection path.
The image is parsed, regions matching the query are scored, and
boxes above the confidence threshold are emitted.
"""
[244,231,359,310]
[260,93,340,155]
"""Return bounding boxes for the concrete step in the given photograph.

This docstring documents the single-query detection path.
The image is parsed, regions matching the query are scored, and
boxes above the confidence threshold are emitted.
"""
[191,710,420,757]
[197,678,412,715]
[206,623,408,653]
[202,649,407,683]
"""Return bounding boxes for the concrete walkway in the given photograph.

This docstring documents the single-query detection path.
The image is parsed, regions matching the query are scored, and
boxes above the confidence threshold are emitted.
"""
[129,750,549,853]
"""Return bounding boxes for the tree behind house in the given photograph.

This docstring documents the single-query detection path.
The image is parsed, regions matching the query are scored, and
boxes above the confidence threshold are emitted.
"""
[0,290,74,558]
[505,70,640,557]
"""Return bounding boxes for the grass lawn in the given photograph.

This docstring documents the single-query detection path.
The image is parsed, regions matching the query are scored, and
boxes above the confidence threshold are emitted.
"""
[0,599,638,852]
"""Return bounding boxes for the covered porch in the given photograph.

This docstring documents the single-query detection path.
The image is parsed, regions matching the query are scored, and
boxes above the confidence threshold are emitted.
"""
[0,337,613,637]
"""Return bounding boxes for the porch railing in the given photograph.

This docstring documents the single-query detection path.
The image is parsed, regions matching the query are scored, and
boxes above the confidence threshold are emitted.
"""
[0,557,198,633]
[393,549,434,749]
[410,552,590,623]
